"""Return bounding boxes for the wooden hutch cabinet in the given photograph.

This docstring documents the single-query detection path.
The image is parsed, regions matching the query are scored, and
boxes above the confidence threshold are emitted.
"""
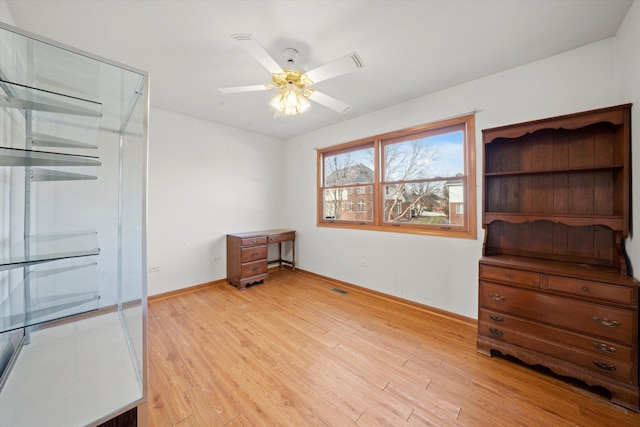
[477,104,640,411]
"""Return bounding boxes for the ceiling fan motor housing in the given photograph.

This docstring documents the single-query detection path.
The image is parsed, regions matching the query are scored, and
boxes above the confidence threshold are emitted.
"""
[282,48,299,64]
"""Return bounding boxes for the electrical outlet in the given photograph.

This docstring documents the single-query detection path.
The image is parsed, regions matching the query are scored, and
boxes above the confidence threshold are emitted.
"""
[148,266,160,273]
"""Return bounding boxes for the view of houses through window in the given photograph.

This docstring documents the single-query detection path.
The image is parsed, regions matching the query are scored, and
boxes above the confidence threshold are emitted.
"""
[318,114,476,238]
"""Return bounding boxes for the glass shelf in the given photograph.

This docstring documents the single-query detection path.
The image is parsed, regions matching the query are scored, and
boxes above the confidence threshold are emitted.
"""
[0,147,100,167]
[0,80,102,118]
[30,168,97,182]
[0,231,100,272]
[0,261,99,333]
[29,133,98,150]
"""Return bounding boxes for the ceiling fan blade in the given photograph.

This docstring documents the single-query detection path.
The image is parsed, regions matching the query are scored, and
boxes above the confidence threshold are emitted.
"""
[308,91,352,114]
[305,52,364,84]
[212,84,270,94]
[231,34,284,75]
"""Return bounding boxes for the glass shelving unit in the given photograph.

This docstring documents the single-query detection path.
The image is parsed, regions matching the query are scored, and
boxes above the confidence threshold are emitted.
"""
[0,22,148,426]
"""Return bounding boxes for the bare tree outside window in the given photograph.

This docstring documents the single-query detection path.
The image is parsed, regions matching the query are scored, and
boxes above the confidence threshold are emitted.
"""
[382,130,464,225]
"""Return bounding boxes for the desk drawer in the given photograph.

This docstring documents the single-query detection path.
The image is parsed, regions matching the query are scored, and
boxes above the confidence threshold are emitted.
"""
[241,245,267,263]
[240,236,267,246]
[241,260,267,277]
[267,232,295,243]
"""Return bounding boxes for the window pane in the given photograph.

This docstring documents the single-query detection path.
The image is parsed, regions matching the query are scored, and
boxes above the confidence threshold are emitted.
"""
[324,147,374,187]
[384,130,463,181]
[323,186,373,221]
[382,180,464,225]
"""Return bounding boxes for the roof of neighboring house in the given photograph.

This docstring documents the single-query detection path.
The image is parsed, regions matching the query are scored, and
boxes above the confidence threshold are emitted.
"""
[325,163,374,186]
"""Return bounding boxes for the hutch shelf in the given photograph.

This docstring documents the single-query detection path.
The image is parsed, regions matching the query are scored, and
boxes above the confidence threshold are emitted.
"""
[477,104,639,411]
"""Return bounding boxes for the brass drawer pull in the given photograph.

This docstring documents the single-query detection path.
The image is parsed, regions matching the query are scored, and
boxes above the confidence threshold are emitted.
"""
[592,360,616,371]
[489,315,504,323]
[252,252,259,256]
[252,239,258,243]
[593,343,616,354]
[489,328,503,336]
[592,317,620,328]
[488,294,506,302]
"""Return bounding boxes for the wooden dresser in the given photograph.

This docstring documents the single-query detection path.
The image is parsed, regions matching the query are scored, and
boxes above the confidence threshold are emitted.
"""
[477,104,640,411]
[226,229,295,290]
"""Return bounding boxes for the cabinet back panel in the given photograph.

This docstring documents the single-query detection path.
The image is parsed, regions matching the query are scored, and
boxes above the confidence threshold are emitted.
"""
[484,122,622,174]
[486,221,616,266]
[485,171,617,215]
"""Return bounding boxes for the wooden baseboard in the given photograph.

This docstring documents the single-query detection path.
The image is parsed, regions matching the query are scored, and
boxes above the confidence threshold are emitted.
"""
[148,279,226,302]
[149,268,476,327]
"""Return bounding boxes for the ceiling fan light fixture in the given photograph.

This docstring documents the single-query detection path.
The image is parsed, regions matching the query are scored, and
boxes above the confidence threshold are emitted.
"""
[270,84,310,116]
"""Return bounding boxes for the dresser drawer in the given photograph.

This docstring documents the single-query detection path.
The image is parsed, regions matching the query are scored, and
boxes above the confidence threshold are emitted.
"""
[479,308,633,363]
[478,322,634,382]
[241,260,268,278]
[547,276,635,305]
[480,264,541,287]
[240,245,267,263]
[267,232,295,243]
[240,236,267,246]
[480,282,635,343]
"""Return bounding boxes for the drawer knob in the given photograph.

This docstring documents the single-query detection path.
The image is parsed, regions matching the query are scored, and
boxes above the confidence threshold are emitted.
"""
[592,360,616,371]
[593,343,616,354]
[251,266,259,271]
[252,239,257,243]
[592,317,620,328]
[489,328,503,337]
[504,273,513,279]
[582,286,590,292]
[489,315,504,323]
[252,252,259,256]
[489,294,506,302]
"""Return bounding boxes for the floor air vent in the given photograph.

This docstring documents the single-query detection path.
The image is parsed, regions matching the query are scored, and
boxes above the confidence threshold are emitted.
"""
[331,288,349,295]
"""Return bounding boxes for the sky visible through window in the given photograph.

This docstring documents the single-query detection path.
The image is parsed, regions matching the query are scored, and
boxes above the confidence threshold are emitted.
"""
[324,130,463,185]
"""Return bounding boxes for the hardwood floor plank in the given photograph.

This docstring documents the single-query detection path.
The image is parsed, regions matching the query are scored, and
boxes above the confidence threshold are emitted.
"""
[148,269,640,426]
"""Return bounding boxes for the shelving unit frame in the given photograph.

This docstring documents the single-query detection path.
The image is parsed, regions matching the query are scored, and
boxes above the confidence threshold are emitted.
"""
[0,22,148,426]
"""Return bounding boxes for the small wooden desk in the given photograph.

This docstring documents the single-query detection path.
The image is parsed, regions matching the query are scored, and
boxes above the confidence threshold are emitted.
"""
[226,229,295,290]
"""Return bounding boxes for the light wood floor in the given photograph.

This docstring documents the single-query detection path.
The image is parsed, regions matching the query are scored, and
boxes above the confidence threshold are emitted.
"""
[148,269,640,426]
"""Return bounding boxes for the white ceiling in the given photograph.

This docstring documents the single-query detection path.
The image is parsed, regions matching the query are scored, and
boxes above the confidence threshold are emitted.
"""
[5,0,634,140]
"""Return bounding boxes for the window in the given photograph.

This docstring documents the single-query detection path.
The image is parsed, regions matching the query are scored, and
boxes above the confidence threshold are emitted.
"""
[317,114,476,238]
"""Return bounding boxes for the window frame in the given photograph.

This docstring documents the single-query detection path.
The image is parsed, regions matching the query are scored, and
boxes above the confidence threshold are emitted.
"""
[317,114,476,239]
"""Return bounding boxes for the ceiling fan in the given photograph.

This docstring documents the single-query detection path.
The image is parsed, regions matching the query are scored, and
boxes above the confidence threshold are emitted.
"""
[213,34,364,116]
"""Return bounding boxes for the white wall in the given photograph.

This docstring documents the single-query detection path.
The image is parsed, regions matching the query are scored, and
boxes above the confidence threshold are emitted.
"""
[146,107,284,295]
[0,0,13,25]
[616,0,640,275]
[284,39,619,319]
